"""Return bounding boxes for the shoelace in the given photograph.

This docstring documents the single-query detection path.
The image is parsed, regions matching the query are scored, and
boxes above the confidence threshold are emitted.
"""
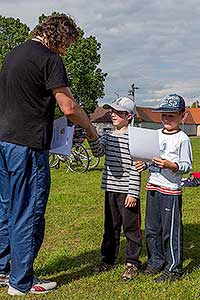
[145,265,162,274]
[32,277,48,285]
[125,265,137,274]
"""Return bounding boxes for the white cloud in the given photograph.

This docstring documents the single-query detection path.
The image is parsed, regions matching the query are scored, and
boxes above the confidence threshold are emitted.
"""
[1,0,200,107]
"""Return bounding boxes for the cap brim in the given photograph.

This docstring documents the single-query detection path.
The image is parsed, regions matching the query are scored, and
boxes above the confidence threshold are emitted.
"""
[103,103,136,115]
[103,104,113,110]
[152,108,181,113]
[103,103,128,112]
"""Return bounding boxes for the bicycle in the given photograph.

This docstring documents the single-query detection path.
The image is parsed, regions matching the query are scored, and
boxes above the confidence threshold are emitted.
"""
[49,125,100,173]
[66,142,89,173]
[49,142,89,173]
[85,144,100,170]
[74,126,100,170]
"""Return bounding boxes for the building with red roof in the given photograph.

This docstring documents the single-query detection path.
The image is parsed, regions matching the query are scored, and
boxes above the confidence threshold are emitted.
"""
[90,106,200,136]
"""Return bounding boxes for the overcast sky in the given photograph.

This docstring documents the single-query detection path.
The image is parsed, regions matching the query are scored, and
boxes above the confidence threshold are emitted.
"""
[1,0,200,107]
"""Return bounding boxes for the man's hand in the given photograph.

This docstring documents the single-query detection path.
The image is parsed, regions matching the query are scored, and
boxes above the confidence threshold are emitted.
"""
[134,160,147,173]
[152,157,178,171]
[125,195,137,208]
[85,124,98,141]
[53,87,97,135]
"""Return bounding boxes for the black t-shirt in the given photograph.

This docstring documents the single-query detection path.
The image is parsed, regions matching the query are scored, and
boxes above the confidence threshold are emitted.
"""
[0,40,69,149]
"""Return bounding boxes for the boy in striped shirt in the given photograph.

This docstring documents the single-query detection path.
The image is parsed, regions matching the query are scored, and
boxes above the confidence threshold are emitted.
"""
[135,94,193,282]
[88,97,142,280]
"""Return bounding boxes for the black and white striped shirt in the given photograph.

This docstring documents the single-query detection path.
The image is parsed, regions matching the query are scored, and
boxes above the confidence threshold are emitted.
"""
[89,131,141,197]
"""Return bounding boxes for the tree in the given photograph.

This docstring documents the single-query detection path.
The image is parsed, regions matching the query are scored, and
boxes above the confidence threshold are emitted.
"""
[191,100,200,108]
[0,16,30,66]
[38,12,107,114]
[0,13,107,116]
[62,35,107,114]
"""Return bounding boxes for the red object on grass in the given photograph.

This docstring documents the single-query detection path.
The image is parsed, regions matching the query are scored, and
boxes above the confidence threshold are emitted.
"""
[192,172,200,178]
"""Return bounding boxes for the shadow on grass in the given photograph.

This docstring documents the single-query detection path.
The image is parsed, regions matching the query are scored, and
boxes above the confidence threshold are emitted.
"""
[183,223,200,273]
[36,223,199,285]
[36,230,148,286]
[87,166,104,172]
[36,248,101,285]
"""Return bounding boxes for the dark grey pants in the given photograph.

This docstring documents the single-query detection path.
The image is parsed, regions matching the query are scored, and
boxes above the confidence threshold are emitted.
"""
[101,191,142,268]
[145,190,183,274]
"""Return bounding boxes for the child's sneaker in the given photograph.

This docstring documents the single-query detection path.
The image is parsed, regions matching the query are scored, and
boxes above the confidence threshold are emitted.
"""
[94,262,115,274]
[0,273,9,285]
[8,277,57,295]
[143,265,163,275]
[154,270,182,283]
[122,263,139,280]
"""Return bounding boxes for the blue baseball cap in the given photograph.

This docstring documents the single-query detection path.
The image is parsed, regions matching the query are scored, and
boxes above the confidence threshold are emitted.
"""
[103,97,136,116]
[152,94,185,113]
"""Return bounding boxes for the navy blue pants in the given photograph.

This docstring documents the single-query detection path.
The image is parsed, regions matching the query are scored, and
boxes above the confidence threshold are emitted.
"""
[145,190,183,274]
[101,191,142,268]
[0,141,50,292]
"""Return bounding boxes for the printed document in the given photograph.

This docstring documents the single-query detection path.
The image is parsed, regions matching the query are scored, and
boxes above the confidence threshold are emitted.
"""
[128,126,160,161]
[50,116,74,155]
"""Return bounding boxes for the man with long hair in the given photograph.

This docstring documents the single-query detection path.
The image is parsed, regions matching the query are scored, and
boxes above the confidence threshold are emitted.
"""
[0,14,97,296]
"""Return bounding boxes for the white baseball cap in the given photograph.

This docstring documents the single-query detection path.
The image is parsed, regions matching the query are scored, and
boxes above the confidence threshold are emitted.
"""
[103,97,136,116]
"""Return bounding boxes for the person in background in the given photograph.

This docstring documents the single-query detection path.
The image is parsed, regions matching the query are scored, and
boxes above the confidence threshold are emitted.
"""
[135,94,192,282]
[0,14,97,296]
[88,97,142,281]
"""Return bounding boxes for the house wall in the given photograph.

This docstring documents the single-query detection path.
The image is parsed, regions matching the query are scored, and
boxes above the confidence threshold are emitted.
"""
[180,124,197,136]
[93,123,114,134]
[140,122,197,136]
[197,125,200,136]
[140,122,162,130]
[93,122,198,136]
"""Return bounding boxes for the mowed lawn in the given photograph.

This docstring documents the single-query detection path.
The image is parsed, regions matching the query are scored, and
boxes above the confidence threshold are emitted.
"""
[1,138,200,300]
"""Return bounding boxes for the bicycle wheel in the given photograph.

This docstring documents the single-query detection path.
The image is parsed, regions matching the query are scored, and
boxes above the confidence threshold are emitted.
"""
[66,143,89,173]
[49,153,60,168]
[87,148,100,170]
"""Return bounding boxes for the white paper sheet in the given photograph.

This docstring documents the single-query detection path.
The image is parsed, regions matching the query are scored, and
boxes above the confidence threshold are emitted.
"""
[50,116,74,155]
[128,126,160,161]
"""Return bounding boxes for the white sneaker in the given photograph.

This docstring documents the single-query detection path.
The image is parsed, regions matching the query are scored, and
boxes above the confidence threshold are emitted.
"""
[8,286,25,296]
[31,277,57,294]
[8,277,57,295]
[0,273,9,286]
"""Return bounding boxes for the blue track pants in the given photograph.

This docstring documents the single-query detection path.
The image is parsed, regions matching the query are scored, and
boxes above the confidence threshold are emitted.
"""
[0,140,50,292]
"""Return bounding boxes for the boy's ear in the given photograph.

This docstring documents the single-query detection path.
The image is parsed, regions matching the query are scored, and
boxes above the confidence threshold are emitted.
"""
[180,112,186,122]
[127,114,133,121]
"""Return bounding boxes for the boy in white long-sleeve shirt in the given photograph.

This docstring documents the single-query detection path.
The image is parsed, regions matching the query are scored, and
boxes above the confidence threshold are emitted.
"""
[135,94,193,283]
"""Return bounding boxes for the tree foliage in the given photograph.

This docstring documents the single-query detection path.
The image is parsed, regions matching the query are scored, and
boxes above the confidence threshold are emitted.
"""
[62,36,107,113]
[0,16,29,66]
[191,100,199,108]
[38,12,107,114]
[0,13,107,115]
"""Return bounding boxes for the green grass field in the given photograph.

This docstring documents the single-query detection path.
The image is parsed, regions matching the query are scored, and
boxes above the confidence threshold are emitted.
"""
[1,138,200,300]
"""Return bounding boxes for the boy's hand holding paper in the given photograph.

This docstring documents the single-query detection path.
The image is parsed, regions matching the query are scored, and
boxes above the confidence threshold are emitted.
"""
[152,157,178,171]
[134,161,147,173]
